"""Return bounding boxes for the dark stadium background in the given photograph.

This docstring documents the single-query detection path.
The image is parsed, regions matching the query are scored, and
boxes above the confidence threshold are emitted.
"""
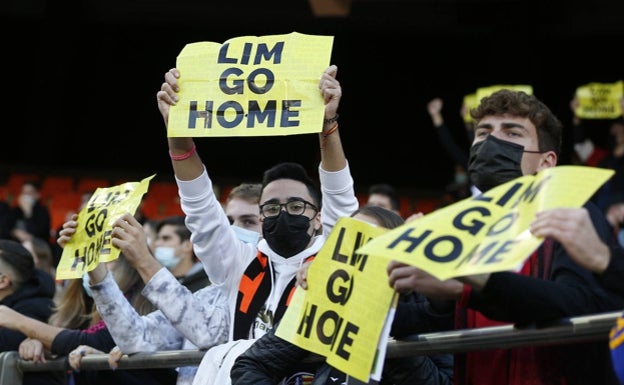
[3,0,624,194]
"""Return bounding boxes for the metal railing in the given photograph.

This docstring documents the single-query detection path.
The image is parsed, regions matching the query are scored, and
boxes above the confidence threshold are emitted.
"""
[0,310,620,384]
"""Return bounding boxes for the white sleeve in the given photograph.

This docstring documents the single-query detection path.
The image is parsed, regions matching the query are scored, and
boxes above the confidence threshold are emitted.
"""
[176,166,252,291]
[319,160,359,236]
[91,270,185,353]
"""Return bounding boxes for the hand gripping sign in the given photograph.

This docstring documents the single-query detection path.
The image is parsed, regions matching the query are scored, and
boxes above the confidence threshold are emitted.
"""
[275,166,613,383]
[276,217,397,383]
[56,175,154,280]
[357,165,614,281]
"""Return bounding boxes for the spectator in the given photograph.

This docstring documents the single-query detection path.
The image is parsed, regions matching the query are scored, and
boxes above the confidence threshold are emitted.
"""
[21,236,59,304]
[427,97,475,202]
[231,205,454,385]
[529,207,624,385]
[0,252,178,385]
[153,215,209,293]
[0,239,64,385]
[530,207,624,295]
[58,212,229,385]
[570,96,624,245]
[57,181,261,385]
[366,183,401,216]
[387,89,624,385]
[225,183,263,243]
[426,97,473,171]
[155,63,358,385]
[6,180,51,245]
[22,236,55,279]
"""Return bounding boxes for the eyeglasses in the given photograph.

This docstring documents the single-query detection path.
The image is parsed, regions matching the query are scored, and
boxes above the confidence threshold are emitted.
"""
[259,199,318,218]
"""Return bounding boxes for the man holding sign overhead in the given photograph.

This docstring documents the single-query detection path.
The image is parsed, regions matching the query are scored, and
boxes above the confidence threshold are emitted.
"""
[153,33,359,385]
[384,89,624,385]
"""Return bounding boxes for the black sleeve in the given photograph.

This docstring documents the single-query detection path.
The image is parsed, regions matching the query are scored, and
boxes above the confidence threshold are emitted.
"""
[382,353,454,385]
[467,202,624,325]
[26,203,51,241]
[391,293,455,337]
[0,327,28,351]
[434,123,469,169]
[51,325,116,356]
[572,119,588,144]
[600,247,624,294]
[230,326,317,385]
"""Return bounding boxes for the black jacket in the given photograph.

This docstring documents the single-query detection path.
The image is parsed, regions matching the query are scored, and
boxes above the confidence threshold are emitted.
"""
[462,201,624,385]
[0,269,65,385]
[6,200,51,242]
[230,292,454,385]
[600,246,624,295]
[177,262,210,293]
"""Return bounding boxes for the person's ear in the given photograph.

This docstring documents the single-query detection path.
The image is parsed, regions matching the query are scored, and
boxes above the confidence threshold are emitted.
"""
[0,274,12,290]
[540,150,558,169]
[313,211,322,234]
[182,239,193,254]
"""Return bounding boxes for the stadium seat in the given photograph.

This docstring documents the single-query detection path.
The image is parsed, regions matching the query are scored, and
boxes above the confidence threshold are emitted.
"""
[76,177,110,195]
[40,176,75,205]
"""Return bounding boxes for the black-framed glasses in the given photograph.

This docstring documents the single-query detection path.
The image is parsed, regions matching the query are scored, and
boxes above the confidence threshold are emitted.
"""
[259,199,318,218]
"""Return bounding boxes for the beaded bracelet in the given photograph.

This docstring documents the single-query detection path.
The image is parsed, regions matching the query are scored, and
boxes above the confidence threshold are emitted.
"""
[169,144,196,161]
[323,114,339,125]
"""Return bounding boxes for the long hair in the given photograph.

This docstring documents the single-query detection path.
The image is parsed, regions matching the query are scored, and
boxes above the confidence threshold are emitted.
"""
[50,253,156,329]
[49,278,95,329]
[111,253,156,316]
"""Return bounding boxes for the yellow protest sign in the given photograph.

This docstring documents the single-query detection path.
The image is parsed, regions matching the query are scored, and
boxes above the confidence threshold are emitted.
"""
[56,175,154,280]
[462,84,533,124]
[462,93,477,124]
[167,32,334,137]
[357,166,613,281]
[475,84,533,102]
[574,80,623,119]
[276,217,397,383]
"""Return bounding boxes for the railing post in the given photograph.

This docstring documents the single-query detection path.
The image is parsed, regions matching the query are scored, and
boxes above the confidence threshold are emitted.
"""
[0,351,23,385]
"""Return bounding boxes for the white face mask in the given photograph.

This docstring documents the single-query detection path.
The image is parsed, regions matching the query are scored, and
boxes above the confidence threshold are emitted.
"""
[20,194,35,206]
[154,246,181,269]
[231,225,260,245]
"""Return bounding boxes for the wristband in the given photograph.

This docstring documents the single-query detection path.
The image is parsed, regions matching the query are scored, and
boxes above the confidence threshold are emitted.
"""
[169,144,196,161]
[320,123,339,150]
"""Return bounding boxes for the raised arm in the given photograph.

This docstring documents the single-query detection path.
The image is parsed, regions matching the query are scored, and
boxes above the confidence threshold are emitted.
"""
[318,64,345,172]
[156,68,204,181]
[103,212,229,350]
[317,65,359,235]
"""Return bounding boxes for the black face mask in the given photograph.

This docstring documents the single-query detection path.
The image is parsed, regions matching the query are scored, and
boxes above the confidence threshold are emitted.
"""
[262,212,313,258]
[468,135,526,192]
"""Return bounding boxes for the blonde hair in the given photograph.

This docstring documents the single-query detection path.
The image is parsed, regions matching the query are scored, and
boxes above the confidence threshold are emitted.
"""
[49,253,156,329]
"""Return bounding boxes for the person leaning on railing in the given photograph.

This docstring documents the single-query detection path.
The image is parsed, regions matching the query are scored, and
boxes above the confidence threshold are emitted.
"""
[0,239,64,385]
[386,90,624,385]
[530,207,624,385]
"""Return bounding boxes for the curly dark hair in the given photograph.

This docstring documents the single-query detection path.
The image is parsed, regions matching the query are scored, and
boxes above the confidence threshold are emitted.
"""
[470,89,563,156]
